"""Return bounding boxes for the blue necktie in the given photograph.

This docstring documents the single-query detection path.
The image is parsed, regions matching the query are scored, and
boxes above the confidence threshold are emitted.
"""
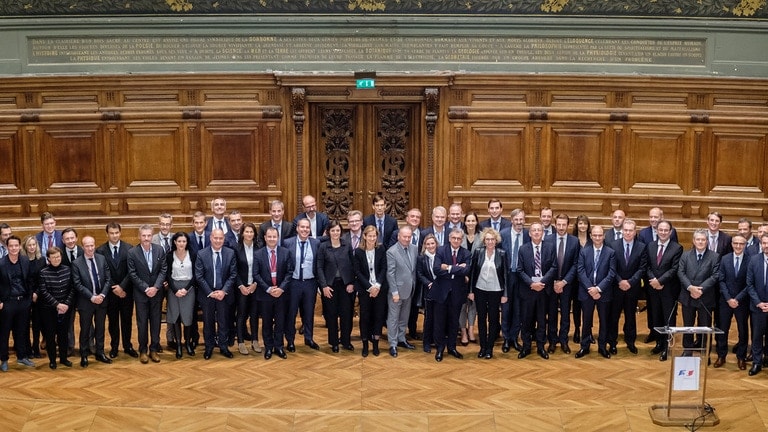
[215,251,222,289]
[299,241,306,280]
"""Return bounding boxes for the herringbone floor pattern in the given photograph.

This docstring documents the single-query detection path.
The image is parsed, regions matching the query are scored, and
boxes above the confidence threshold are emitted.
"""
[1,309,766,431]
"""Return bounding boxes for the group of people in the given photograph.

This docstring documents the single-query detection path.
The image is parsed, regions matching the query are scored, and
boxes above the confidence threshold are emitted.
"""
[1,196,767,375]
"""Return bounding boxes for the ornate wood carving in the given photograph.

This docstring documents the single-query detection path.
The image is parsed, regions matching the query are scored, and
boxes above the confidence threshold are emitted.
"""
[320,108,354,219]
[378,108,410,219]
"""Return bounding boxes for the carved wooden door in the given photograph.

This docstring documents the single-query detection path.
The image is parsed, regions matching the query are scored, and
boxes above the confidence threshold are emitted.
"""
[311,103,419,221]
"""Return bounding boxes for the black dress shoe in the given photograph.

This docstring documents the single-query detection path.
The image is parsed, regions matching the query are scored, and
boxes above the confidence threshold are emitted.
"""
[305,340,320,350]
[203,349,213,360]
[332,345,339,353]
[644,334,655,344]
[537,348,549,360]
[49,361,56,369]
[423,345,432,353]
[599,348,611,359]
[485,351,493,359]
[389,347,398,357]
[286,343,296,352]
[575,348,589,358]
[561,343,571,354]
[511,339,523,352]
[80,357,88,368]
[398,341,416,350]
[109,349,118,359]
[518,349,530,359]
[573,330,581,344]
[659,349,668,361]
[342,344,354,351]
[651,344,663,355]
[276,348,287,359]
[448,349,463,359]
[627,344,638,354]
[264,349,273,360]
[478,349,486,358]
[501,340,511,353]
[185,342,195,356]
[95,354,113,364]
[749,364,762,376]
[125,348,139,358]
[220,349,234,358]
[408,332,420,340]
[547,343,556,354]
[435,351,443,362]
[60,359,72,367]
[609,346,618,355]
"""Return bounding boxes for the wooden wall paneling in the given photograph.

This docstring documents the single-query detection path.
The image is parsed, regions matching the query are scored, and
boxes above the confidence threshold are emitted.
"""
[465,124,526,191]
[0,127,24,215]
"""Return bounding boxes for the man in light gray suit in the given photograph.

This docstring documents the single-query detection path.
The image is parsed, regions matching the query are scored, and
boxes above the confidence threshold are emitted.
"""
[386,226,418,357]
[677,228,720,352]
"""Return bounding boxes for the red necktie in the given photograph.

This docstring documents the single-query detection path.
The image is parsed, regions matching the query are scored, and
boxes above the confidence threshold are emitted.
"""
[452,250,457,265]
[270,249,277,285]
[656,244,664,266]
[47,235,53,249]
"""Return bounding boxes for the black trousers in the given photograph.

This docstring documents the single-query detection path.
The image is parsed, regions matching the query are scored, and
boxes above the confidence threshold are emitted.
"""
[260,294,288,350]
[475,289,502,351]
[107,289,135,351]
[235,290,259,343]
[358,289,387,340]
[716,298,749,359]
[520,292,548,350]
[0,298,31,361]
[41,307,71,362]
[320,278,355,346]
[200,292,234,350]
[286,279,318,344]
[609,287,639,347]
[547,287,572,346]
[79,301,109,356]
[581,296,610,350]
[134,293,162,353]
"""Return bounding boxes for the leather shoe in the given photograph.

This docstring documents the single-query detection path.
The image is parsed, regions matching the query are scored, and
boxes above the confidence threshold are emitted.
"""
[511,339,523,352]
[109,349,118,359]
[749,364,762,376]
[60,359,73,367]
[518,349,530,359]
[332,345,339,353]
[435,351,443,362]
[609,346,618,355]
[149,351,160,363]
[501,340,511,353]
[49,361,57,369]
[547,343,556,354]
[342,344,354,351]
[389,347,398,357]
[203,349,213,360]
[264,349,272,360]
[423,345,432,353]
[659,349,668,361]
[627,344,638,354]
[139,352,149,364]
[738,359,747,370]
[276,348,287,359]
[95,354,112,364]
[573,330,581,344]
[398,341,416,350]
[305,340,320,350]
[220,349,234,358]
[537,348,549,360]
[485,351,493,359]
[80,356,89,368]
[651,344,663,355]
[713,357,726,368]
[478,349,486,358]
[561,343,571,354]
[598,348,611,359]
[448,349,463,359]
[575,348,589,358]
[286,343,296,352]
[125,348,139,358]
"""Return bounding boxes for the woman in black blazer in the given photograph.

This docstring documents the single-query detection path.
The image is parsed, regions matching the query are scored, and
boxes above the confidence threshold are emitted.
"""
[317,220,356,353]
[353,224,388,357]
[234,223,261,355]
[416,234,438,353]
[468,228,508,359]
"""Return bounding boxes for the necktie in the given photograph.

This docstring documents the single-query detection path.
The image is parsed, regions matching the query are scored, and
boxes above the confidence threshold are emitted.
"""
[534,245,541,277]
[270,249,277,285]
[593,249,601,283]
[48,235,53,249]
[616,231,621,241]
[512,233,520,270]
[697,253,702,263]
[198,235,203,249]
[656,244,664,266]
[70,250,76,262]
[452,249,457,265]
[214,251,222,289]
[378,219,384,237]
[412,231,418,246]
[163,237,170,253]
[404,247,412,270]
[652,230,658,242]
[299,241,306,279]
[764,258,768,287]
[89,258,99,295]
[217,220,223,231]
[735,256,740,273]
[557,237,565,279]
[493,221,499,231]
[625,243,630,265]
[709,235,716,252]
[352,235,359,249]
[112,245,118,261]
[0,245,5,258]
[145,249,152,272]
[437,231,443,246]
[274,223,280,242]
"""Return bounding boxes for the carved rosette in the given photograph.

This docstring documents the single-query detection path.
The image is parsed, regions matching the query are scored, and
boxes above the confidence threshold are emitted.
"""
[321,109,354,219]
[378,108,409,219]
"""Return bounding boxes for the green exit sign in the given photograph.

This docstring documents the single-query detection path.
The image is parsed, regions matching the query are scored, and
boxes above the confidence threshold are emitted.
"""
[356,78,375,89]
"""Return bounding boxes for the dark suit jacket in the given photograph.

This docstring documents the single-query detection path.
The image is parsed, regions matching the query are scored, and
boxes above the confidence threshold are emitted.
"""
[719,252,749,304]
[127,244,168,298]
[577,245,617,303]
[606,238,647,294]
[187,231,208,262]
[61,246,85,267]
[500,228,531,269]
[224,231,240,251]
[747,238,761,257]
[205,217,232,235]
[35,230,64,255]
[390,226,423,251]
[316,241,355,288]
[417,254,437,301]
[253,245,294,301]
[96,240,132,291]
[353,246,388,295]
[516,241,558,300]
[293,211,331,241]
[479,217,512,231]
[645,240,684,300]
[71,254,112,308]
[432,244,471,304]
[708,230,733,256]
[194,247,238,298]
[467,247,508,297]
[364,214,398,248]
[420,226,449,248]
[234,242,258,288]
[0,255,33,301]
[257,220,294,249]
[677,248,721,309]
[638,226,679,245]
[747,253,768,312]
[545,233,580,285]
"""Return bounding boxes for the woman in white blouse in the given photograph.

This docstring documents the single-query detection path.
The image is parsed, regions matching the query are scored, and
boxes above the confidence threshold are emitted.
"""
[165,232,196,359]
[467,228,508,359]
[235,223,261,355]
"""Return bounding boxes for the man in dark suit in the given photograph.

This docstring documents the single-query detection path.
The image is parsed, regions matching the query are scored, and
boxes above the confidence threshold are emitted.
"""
[0,235,35,371]
[706,211,732,256]
[421,206,449,248]
[205,197,232,236]
[545,213,580,354]
[282,218,321,351]
[60,227,83,356]
[746,234,768,376]
[539,207,555,238]
[127,224,168,364]
[96,222,138,359]
[224,210,243,250]
[678,228,721,352]
[188,211,209,259]
[715,233,750,370]
[516,221,557,360]
[500,208,530,352]
[606,219,647,355]
[35,211,64,261]
[638,207,680,245]
[385,226,419,357]
[253,226,294,360]
[343,210,365,250]
[608,209,626,242]
[293,195,330,241]
[479,198,512,232]
[446,203,465,232]
[646,219,684,361]
[432,228,471,362]
[575,225,616,359]
[738,218,758,253]
[71,236,113,367]
[194,228,238,359]
[258,200,294,248]
[151,213,174,254]
[747,223,768,256]
[364,194,398,249]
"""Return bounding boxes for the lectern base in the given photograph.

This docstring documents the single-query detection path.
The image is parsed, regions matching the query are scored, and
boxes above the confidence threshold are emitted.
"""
[649,404,720,427]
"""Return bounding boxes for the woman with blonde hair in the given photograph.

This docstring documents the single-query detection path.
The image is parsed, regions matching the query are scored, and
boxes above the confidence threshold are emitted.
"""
[353,224,388,357]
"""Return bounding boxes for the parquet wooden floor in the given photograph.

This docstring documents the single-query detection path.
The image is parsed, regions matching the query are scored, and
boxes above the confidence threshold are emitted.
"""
[1,308,766,431]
